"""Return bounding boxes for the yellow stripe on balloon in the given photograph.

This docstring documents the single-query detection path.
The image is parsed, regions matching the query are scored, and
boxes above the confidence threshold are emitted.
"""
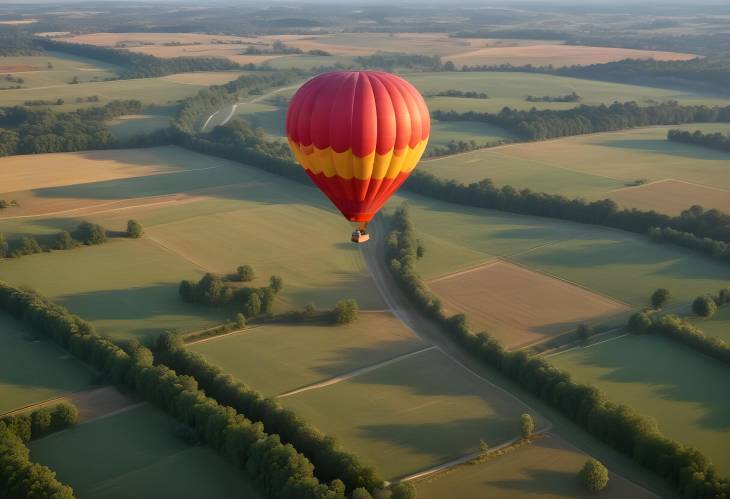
[288,138,429,180]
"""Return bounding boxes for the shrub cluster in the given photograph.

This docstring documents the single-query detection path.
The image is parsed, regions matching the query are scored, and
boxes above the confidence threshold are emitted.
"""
[526,92,580,102]
[0,282,350,499]
[154,332,382,493]
[0,422,75,499]
[385,203,729,499]
[1,403,79,443]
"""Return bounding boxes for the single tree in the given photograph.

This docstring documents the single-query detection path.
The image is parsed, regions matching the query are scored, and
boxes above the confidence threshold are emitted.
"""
[235,313,246,329]
[333,298,359,324]
[520,413,534,439]
[269,275,283,293]
[31,408,52,438]
[0,232,7,257]
[692,295,717,318]
[246,292,262,317]
[51,403,79,430]
[75,221,106,245]
[479,439,489,454]
[390,482,416,499]
[651,288,671,309]
[53,231,76,250]
[236,265,255,282]
[20,236,42,255]
[580,458,609,492]
[126,219,143,238]
[628,311,652,333]
[303,303,316,317]
[576,323,590,343]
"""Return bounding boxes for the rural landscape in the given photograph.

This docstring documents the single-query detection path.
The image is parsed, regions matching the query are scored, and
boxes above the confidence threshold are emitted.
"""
[0,1,728,498]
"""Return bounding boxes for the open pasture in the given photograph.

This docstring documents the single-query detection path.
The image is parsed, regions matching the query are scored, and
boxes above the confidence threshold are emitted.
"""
[190,311,427,396]
[391,193,730,309]
[549,334,730,474]
[281,347,540,479]
[415,435,657,499]
[0,146,385,338]
[30,404,262,499]
[420,123,730,214]
[0,52,118,89]
[405,72,730,114]
[429,260,629,349]
[0,314,91,414]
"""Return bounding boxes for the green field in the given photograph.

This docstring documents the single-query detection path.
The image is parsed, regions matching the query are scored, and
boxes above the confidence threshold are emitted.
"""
[264,54,355,70]
[190,311,427,396]
[549,334,730,474]
[107,112,172,140]
[0,147,384,339]
[29,404,262,499]
[690,305,730,342]
[0,52,119,89]
[0,314,91,414]
[282,347,537,479]
[404,72,730,113]
[416,436,656,499]
[392,193,730,309]
[420,123,730,214]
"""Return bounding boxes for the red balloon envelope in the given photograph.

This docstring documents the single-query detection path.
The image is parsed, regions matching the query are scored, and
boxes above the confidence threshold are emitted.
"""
[286,71,430,233]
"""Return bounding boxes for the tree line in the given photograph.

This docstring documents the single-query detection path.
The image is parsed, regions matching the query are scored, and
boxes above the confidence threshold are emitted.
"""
[668,129,730,153]
[0,282,357,499]
[154,331,382,494]
[649,227,730,263]
[35,37,240,79]
[1,403,79,443]
[429,89,488,99]
[0,100,142,156]
[424,138,511,158]
[525,92,580,103]
[385,203,729,499]
[432,101,730,141]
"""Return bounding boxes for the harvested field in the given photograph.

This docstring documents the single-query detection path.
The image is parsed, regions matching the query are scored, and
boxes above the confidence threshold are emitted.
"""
[189,311,428,396]
[416,435,658,499]
[429,260,629,348]
[0,64,38,72]
[608,179,730,214]
[282,347,541,479]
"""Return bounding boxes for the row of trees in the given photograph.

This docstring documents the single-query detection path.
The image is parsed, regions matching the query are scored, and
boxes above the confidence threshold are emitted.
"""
[0,421,75,499]
[424,138,511,158]
[649,227,730,263]
[668,129,730,153]
[0,100,142,156]
[628,310,729,366]
[1,403,79,443]
[0,282,354,499]
[432,101,730,141]
[385,203,729,499]
[35,37,240,79]
[429,89,488,99]
[525,92,580,102]
[178,270,282,318]
[154,331,382,493]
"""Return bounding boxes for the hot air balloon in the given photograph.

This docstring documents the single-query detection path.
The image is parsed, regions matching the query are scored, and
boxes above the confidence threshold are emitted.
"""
[286,70,430,243]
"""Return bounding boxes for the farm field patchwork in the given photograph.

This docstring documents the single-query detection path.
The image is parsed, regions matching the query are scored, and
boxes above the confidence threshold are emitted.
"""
[548,334,730,474]
[0,314,91,414]
[0,52,118,89]
[404,72,730,113]
[415,435,657,499]
[281,347,540,479]
[29,404,263,499]
[0,147,385,339]
[189,311,428,396]
[428,260,629,349]
[420,123,730,214]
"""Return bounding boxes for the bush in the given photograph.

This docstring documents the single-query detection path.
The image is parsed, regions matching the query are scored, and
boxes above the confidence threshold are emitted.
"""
[53,231,77,250]
[693,295,718,317]
[628,311,652,334]
[651,288,671,309]
[75,221,106,245]
[236,265,255,282]
[389,482,417,499]
[332,299,359,325]
[519,413,534,439]
[580,458,609,492]
[126,219,143,238]
[50,403,79,431]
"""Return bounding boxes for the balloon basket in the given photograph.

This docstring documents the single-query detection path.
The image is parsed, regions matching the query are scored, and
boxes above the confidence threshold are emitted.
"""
[351,222,370,244]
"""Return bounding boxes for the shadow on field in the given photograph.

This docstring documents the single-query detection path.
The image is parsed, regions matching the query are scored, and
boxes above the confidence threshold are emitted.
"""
[569,335,730,432]
[489,468,581,498]
[309,339,428,380]
[356,416,515,465]
[598,138,727,160]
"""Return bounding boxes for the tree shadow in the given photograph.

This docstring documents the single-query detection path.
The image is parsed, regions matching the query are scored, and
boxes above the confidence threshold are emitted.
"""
[596,138,728,161]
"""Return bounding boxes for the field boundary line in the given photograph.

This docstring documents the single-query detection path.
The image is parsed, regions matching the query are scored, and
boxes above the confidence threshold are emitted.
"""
[608,177,730,194]
[276,345,438,398]
[185,325,263,345]
[143,234,214,272]
[81,402,146,425]
[543,333,629,359]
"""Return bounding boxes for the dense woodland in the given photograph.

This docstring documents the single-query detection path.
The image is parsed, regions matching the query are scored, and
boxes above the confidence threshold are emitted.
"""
[385,204,729,499]
[432,101,730,141]
[668,128,730,153]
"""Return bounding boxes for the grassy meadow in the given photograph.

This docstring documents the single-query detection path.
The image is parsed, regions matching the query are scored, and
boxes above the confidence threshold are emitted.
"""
[420,123,730,214]
[282,347,539,479]
[0,146,384,340]
[415,436,657,499]
[189,311,427,396]
[30,404,262,499]
[0,315,92,414]
[0,52,118,89]
[548,334,730,474]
